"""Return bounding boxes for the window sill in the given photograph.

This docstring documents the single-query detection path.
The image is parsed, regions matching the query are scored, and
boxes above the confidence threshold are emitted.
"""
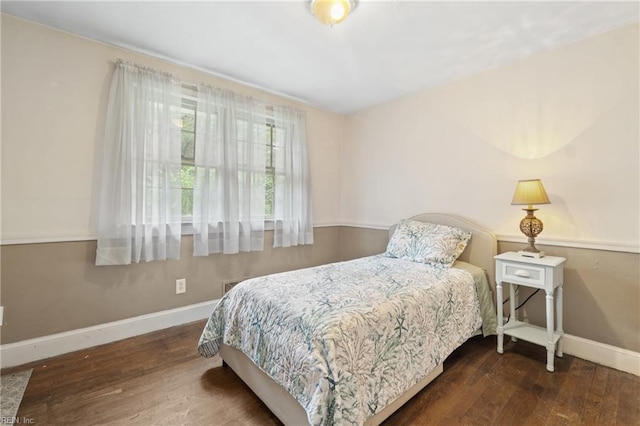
[181,220,276,235]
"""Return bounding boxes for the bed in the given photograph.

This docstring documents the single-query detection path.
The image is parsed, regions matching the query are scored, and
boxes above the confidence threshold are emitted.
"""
[198,213,497,425]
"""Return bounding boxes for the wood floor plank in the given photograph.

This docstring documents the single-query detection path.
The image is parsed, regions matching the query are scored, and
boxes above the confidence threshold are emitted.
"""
[599,364,622,424]
[495,356,545,425]
[3,320,639,425]
[616,368,640,425]
[582,362,609,423]
[564,357,598,424]
[546,360,581,425]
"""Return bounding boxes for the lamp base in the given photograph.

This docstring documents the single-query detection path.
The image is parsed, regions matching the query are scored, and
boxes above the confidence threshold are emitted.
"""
[518,208,545,258]
[519,250,545,258]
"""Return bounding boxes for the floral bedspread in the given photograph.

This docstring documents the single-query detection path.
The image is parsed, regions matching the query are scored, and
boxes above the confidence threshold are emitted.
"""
[198,255,490,425]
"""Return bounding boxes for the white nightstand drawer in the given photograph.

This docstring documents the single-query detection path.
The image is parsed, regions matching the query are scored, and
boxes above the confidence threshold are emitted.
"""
[502,264,545,287]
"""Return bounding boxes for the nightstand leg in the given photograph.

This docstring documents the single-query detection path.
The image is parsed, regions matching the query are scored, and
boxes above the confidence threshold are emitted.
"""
[545,290,555,372]
[510,284,517,342]
[496,281,504,354]
[557,285,564,358]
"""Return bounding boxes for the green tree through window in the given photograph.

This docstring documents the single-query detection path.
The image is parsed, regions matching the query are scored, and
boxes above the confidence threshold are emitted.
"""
[179,99,277,222]
[180,99,196,219]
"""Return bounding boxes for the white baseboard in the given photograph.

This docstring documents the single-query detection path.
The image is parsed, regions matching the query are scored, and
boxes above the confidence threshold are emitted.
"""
[563,334,640,377]
[2,302,638,377]
[0,300,219,369]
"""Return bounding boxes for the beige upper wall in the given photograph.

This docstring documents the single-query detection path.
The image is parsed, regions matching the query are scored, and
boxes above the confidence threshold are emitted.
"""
[342,23,639,250]
[3,15,637,248]
[0,15,344,243]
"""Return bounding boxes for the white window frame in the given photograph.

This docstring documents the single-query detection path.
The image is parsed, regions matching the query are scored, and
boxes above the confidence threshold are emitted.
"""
[178,90,281,234]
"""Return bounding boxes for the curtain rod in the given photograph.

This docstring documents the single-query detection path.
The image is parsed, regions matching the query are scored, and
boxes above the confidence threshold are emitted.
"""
[182,82,305,114]
[114,59,305,114]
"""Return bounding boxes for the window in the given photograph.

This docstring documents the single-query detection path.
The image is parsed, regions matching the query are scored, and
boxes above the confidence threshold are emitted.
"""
[179,98,196,221]
[97,61,312,264]
[236,117,278,219]
[179,97,279,223]
[264,121,276,217]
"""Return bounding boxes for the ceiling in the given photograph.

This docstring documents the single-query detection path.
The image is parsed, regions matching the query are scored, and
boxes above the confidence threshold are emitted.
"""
[2,1,638,114]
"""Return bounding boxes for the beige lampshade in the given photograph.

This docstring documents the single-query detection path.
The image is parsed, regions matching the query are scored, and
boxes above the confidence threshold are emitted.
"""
[511,179,551,206]
[309,0,358,26]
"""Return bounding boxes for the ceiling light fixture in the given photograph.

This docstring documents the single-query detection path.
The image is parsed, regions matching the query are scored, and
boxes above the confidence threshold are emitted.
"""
[308,0,358,26]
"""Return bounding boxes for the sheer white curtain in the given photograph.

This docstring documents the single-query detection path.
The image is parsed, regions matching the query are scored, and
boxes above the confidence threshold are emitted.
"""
[192,85,268,255]
[96,60,183,265]
[273,106,314,247]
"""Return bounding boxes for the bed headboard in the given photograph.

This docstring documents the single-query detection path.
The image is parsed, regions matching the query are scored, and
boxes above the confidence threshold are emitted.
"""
[388,213,498,287]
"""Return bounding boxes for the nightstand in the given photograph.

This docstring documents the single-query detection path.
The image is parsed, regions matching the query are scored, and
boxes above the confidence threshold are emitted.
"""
[495,252,566,372]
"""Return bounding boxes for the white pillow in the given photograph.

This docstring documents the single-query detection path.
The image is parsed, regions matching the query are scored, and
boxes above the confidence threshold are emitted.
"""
[386,219,471,267]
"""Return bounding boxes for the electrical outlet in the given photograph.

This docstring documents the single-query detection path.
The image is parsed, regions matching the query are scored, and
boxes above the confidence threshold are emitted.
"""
[175,278,186,294]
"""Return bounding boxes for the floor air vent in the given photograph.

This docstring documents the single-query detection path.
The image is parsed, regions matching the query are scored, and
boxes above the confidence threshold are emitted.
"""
[222,280,243,294]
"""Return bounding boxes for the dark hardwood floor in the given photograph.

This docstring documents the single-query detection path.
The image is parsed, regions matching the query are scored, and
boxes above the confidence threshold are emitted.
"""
[3,320,638,425]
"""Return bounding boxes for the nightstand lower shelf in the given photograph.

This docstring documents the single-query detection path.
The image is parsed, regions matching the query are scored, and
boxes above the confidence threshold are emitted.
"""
[502,320,563,346]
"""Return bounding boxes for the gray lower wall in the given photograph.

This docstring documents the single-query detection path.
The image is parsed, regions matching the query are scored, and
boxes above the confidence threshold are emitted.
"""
[2,225,638,354]
[0,227,341,344]
[339,226,390,261]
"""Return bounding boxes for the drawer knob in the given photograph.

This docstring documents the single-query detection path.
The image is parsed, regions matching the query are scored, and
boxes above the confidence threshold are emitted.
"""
[514,269,531,278]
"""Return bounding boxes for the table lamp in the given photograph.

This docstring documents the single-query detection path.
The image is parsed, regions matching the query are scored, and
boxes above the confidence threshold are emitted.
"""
[511,179,550,258]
